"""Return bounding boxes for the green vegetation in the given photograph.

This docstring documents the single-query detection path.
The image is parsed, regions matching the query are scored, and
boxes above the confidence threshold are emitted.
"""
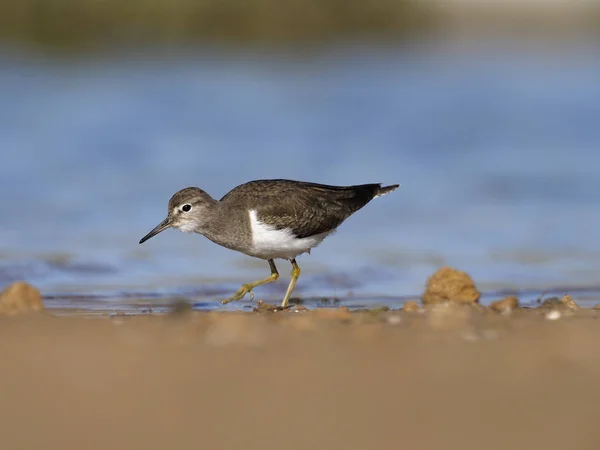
[0,0,432,51]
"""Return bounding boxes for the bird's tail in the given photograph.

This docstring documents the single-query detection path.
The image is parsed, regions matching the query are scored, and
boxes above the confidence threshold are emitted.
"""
[375,184,400,198]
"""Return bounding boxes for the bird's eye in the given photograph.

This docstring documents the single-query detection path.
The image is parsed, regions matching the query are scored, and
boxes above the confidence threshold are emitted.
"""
[181,204,192,212]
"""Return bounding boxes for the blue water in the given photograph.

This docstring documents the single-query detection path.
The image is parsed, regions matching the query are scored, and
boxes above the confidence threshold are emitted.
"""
[1,41,600,310]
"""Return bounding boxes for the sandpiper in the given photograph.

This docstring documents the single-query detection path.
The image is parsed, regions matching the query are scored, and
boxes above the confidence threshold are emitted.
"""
[139,179,399,308]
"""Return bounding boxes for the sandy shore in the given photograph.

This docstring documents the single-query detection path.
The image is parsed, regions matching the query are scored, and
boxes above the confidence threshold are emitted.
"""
[2,303,600,450]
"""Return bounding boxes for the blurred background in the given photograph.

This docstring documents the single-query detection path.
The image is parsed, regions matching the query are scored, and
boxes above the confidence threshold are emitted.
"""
[1,0,599,310]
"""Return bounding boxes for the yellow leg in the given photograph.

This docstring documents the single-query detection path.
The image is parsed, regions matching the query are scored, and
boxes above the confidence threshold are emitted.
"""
[280,258,301,309]
[221,259,279,304]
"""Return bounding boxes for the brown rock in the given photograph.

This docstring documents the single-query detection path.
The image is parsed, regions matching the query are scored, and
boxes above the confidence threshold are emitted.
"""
[560,294,579,311]
[540,295,579,311]
[489,296,519,313]
[422,267,480,305]
[403,300,421,312]
[253,300,285,313]
[0,281,44,316]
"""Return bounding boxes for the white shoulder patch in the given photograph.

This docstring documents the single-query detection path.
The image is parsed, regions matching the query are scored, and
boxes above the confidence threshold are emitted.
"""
[248,210,329,259]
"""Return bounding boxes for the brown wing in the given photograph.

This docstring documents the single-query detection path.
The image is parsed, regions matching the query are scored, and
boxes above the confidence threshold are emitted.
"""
[221,179,382,239]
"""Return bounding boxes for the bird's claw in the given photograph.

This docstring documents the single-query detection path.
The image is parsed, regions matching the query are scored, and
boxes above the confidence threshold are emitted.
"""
[221,284,254,304]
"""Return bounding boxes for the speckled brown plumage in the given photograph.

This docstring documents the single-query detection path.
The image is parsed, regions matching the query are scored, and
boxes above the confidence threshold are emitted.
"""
[220,179,395,238]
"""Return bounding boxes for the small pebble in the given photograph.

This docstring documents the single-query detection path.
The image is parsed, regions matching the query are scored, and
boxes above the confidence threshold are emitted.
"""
[386,315,402,325]
[545,310,562,321]
[489,296,519,313]
[403,300,421,312]
[560,294,579,311]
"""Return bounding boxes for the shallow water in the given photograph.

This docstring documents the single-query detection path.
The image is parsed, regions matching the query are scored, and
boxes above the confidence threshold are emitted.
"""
[1,41,600,310]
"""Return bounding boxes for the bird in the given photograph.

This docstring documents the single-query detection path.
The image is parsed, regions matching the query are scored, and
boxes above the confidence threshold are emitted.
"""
[139,179,399,308]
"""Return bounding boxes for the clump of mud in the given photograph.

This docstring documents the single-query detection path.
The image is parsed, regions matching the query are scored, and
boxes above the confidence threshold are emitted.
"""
[489,296,519,313]
[0,281,44,315]
[539,294,579,311]
[402,300,421,312]
[422,266,481,305]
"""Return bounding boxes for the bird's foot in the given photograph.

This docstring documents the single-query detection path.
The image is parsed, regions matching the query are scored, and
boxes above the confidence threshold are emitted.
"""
[221,283,255,304]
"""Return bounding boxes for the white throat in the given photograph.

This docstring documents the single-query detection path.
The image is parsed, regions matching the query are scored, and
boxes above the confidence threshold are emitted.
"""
[177,221,199,233]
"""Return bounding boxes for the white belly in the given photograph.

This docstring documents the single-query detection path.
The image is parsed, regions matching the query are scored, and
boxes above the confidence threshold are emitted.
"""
[248,210,330,260]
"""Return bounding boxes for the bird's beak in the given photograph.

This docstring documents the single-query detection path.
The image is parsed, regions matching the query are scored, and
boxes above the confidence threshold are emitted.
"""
[139,217,172,244]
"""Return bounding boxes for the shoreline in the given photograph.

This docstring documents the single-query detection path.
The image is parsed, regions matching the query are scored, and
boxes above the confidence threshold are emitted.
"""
[2,304,600,449]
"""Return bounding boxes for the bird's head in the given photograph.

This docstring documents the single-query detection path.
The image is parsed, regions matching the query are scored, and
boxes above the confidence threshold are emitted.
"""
[139,187,215,244]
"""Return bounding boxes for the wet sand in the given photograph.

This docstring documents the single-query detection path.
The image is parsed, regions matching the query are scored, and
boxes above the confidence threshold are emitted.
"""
[2,303,600,450]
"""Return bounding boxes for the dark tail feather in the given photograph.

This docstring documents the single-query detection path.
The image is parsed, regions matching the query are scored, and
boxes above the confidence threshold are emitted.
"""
[375,184,400,198]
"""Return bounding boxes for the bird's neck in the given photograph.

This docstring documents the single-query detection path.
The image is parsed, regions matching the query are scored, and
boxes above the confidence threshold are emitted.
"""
[193,199,225,237]
[194,200,249,252]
